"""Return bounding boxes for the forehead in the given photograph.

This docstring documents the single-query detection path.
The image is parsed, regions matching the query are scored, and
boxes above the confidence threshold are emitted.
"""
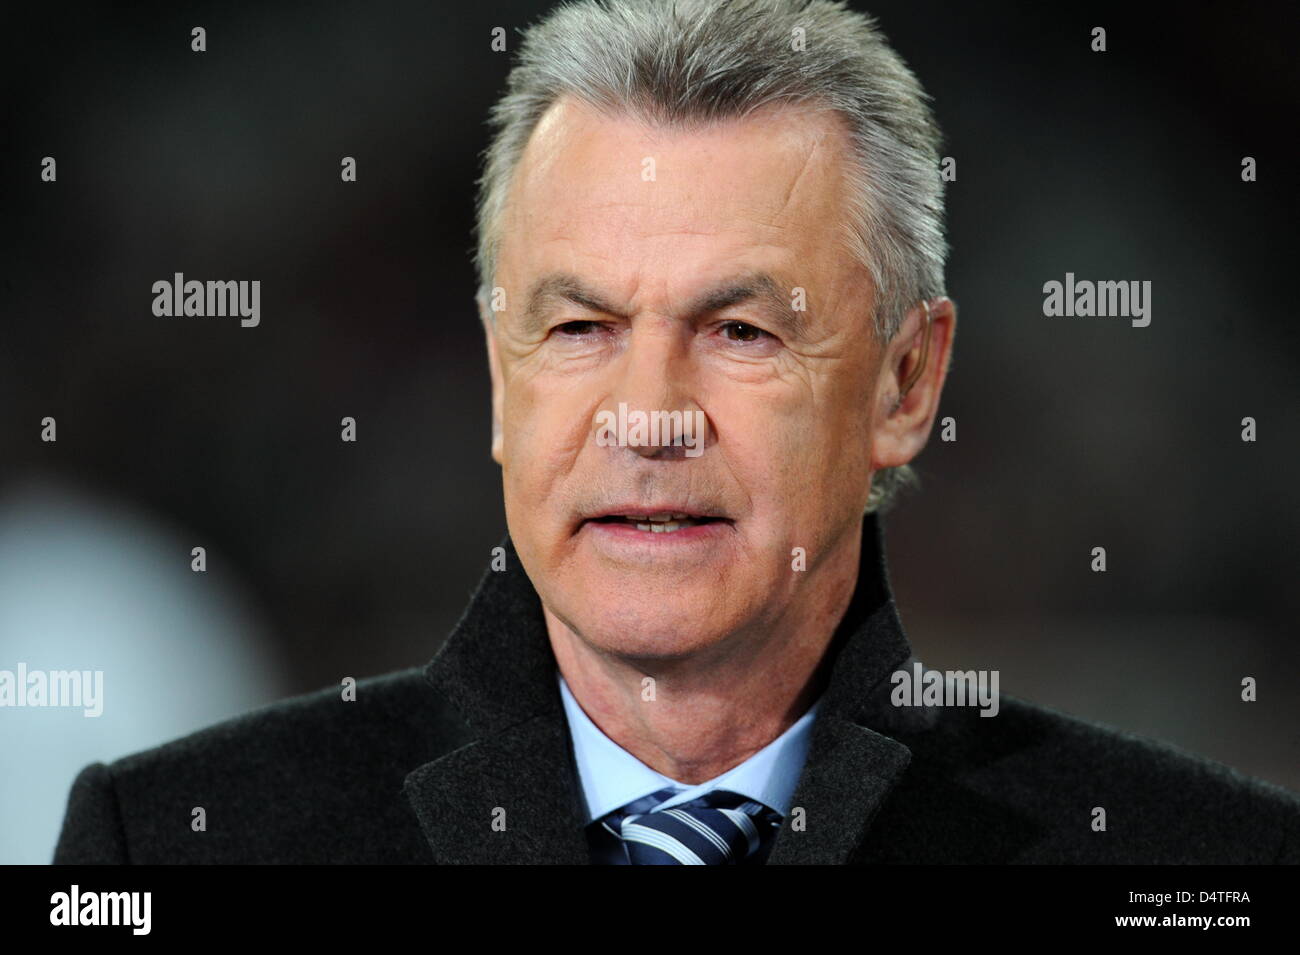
[497,96,859,306]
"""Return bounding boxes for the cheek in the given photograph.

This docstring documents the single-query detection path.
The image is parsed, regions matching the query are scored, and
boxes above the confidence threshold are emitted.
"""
[718,373,871,465]
[815,359,878,452]
[761,390,875,520]
[501,380,592,488]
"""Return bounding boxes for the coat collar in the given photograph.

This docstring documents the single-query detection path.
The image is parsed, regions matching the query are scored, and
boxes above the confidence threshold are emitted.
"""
[405,512,919,864]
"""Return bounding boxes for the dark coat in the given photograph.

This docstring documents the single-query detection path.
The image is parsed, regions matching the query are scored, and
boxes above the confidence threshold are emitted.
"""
[54,514,1300,864]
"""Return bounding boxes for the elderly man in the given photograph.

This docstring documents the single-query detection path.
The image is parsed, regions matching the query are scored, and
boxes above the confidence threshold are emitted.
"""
[55,0,1298,865]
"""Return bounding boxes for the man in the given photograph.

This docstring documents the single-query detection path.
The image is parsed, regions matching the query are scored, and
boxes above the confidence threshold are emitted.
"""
[55,0,1298,864]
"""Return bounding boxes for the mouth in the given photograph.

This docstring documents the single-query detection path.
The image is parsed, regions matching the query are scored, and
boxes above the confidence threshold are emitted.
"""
[581,511,731,535]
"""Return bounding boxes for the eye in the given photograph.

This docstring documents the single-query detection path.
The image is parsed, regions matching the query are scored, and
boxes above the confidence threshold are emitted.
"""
[719,321,772,343]
[553,320,602,337]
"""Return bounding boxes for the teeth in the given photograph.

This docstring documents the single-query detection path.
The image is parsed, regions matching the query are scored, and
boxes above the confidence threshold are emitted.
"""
[601,512,709,532]
[635,520,691,533]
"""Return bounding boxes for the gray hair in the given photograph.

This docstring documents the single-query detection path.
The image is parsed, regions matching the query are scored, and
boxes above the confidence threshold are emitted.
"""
[473,0,948,514]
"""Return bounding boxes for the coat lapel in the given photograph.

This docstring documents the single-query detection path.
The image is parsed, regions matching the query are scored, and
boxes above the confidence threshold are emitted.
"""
[407,512,920,864]
[764,596,920,864]
[404,715,591,864]
[764,517,925,863]
[405,534,592,864]
[764,715,912,864]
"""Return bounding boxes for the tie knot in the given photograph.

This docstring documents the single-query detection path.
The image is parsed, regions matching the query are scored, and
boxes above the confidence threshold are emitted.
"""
[614,789,781,864]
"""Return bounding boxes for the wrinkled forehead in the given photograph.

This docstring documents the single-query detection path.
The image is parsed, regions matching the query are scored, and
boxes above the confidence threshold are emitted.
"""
[495,96,863,310]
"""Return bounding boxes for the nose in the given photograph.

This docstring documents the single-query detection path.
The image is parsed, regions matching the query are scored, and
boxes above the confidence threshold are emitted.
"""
[592,320,710,460]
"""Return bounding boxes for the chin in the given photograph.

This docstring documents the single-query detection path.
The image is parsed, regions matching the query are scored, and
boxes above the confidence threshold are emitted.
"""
[558,594,745,662]
[582,627,728,663]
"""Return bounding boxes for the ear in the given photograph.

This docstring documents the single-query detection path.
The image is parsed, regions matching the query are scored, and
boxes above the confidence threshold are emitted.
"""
[870,296,957,471]
[478,295,505,465]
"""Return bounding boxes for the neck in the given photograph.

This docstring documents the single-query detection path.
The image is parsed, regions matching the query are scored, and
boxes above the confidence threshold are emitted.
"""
[546,527,862,784]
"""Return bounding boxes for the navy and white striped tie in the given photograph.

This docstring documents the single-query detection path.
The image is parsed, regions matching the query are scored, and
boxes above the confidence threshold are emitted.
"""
[605,787,782,864]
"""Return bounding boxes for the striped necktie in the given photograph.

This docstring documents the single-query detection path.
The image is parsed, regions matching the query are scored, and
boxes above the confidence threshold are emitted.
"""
[604,787,782,864]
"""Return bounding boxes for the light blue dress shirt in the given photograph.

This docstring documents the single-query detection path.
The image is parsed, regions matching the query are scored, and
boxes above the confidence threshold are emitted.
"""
[557,671,820,861]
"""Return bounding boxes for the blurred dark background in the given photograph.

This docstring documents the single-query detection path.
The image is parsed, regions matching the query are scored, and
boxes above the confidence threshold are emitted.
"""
[2,0,1297,861]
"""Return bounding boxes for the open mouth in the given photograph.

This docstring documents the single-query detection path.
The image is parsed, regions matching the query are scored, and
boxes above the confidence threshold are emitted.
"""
[586,513,727,534]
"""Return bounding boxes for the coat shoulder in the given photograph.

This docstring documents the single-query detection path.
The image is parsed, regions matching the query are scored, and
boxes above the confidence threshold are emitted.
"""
[870,693,1300,863]
[54,667,467,864]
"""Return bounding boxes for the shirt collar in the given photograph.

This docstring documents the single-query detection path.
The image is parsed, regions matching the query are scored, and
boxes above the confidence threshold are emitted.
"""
[558,670,820,823]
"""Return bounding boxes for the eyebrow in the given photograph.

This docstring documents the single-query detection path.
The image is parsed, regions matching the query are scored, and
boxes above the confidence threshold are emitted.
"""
[521,271,806,339]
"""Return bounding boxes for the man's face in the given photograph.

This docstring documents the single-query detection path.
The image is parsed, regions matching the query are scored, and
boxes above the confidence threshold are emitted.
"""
[486,97,909,660]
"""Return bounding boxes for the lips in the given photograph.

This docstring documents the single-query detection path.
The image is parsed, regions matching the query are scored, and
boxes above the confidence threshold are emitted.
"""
[582,509,730,535]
